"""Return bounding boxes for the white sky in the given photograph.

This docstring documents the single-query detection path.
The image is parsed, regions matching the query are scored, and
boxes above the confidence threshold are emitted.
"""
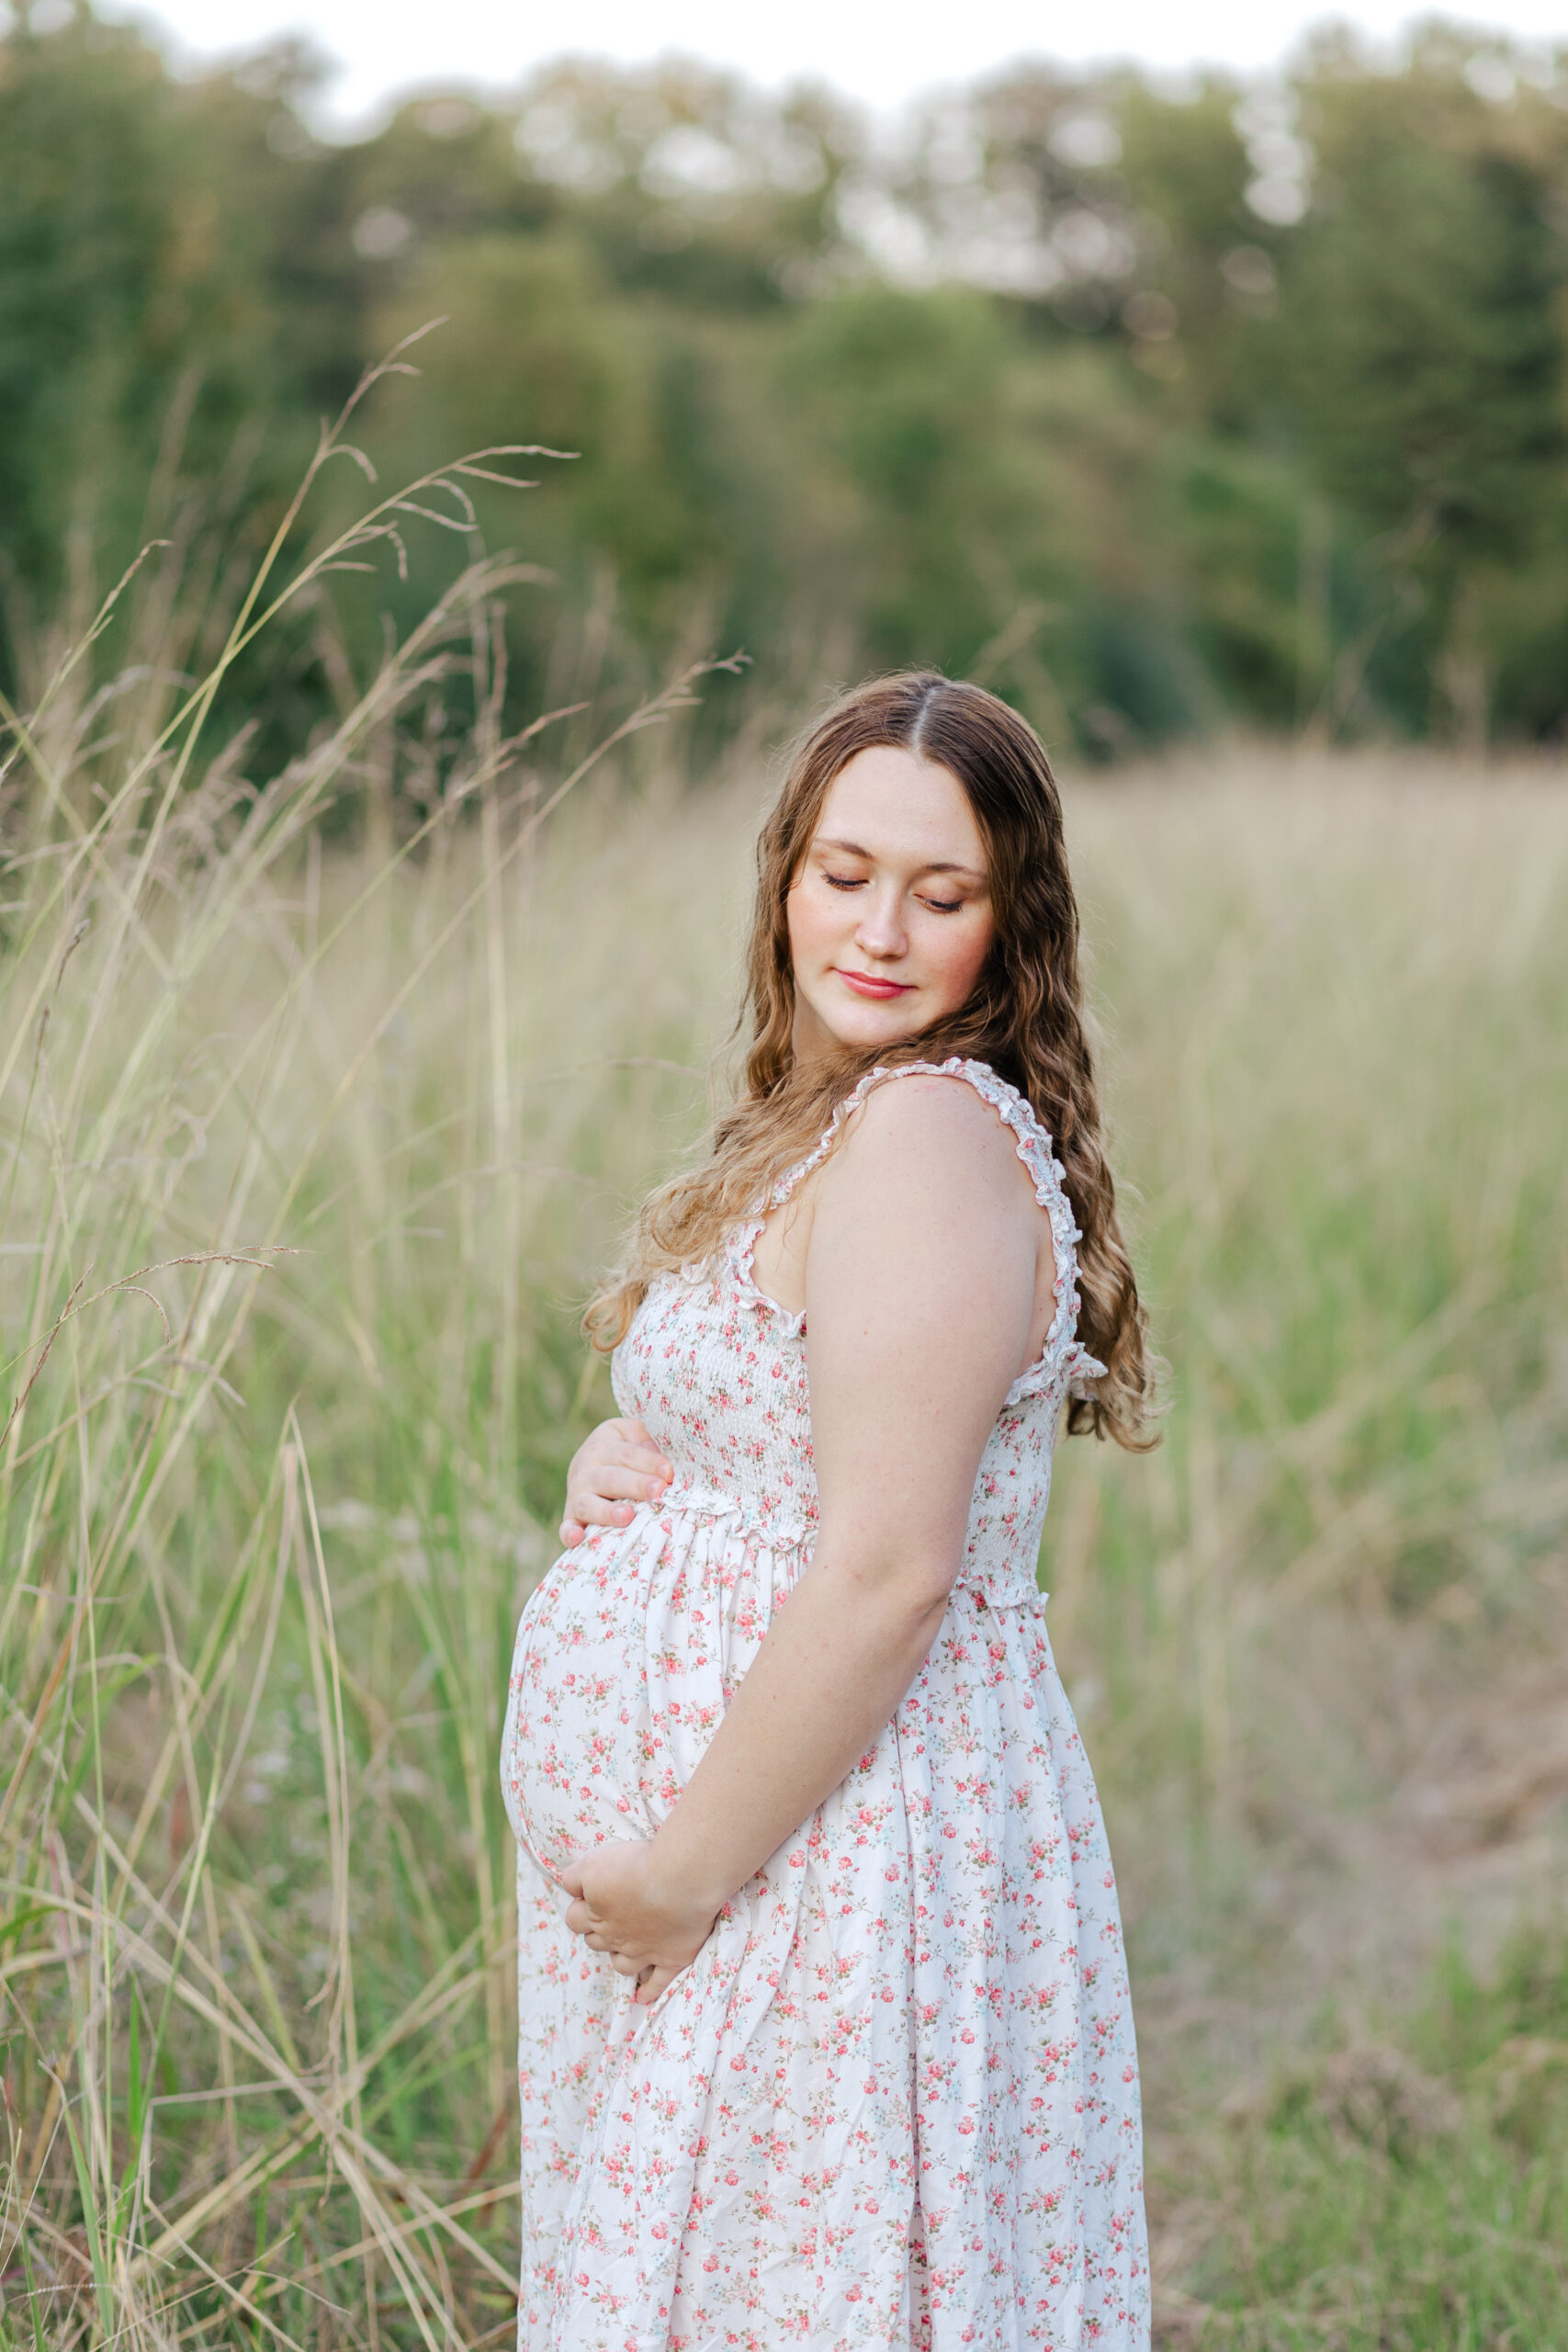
[106,0,1568,130]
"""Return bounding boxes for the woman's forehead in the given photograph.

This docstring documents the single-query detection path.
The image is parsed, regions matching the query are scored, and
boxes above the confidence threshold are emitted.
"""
[816,748,986,867]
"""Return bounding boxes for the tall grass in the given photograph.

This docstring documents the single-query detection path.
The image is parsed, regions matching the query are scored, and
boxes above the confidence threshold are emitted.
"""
[2,416,1566,2346]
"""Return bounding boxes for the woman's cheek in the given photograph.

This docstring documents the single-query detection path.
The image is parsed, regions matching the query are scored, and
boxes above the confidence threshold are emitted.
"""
[785,883,834,967]
[927,918,993,1014]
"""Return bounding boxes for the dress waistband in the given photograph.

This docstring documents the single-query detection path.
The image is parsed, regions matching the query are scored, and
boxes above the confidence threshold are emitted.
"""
[645,1481,816,1548]
[642,1483,1044,1608]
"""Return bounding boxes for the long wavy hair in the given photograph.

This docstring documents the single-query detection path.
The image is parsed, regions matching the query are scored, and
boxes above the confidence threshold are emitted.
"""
[586,672,1156,1447]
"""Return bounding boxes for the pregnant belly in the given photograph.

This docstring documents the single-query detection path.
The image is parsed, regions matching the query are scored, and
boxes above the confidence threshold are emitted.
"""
[501,1498,804,1885]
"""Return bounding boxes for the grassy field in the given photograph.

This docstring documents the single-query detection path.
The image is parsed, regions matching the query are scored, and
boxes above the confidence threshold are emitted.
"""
[2,485,1567,2346]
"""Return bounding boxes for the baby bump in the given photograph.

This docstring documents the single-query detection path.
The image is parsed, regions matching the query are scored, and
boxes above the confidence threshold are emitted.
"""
[501,1507,754,1885]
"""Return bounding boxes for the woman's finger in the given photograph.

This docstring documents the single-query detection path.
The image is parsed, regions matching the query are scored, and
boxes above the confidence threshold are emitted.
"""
[564,1495,637,1535]
[563,1498,637,1534]
[586,1431,671,1476]
[564,1476,667,1522]
[592,1419,666,1466]
[559,1518,586,1547]
[600,1441,671,1478]
[577,1423,670,1474]
[563,1487,664,1534]
[634,1962,680,2005]
[572,1463,671,1509]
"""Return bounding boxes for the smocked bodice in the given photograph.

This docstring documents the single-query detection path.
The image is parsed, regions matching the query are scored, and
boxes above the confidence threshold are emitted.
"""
[611,1057,1103,1605]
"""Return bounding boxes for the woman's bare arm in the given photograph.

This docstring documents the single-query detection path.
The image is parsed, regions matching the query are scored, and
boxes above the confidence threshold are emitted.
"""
[561,1077,1041,1996]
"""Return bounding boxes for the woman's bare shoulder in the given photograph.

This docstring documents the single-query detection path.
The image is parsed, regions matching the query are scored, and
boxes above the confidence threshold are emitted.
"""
[826,1069,1033,1205]
[806,1070,1045,1377]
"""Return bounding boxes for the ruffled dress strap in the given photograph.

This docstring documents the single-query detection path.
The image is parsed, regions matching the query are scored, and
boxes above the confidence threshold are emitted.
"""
[746,1057,1106,1402]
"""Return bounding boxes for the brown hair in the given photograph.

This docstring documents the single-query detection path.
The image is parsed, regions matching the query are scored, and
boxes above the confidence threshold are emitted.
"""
[586,672,1156,1447]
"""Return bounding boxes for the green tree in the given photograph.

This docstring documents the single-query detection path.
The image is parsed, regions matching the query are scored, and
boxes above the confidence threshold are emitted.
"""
[6,6,1568,751]
[1281,32,1568,732]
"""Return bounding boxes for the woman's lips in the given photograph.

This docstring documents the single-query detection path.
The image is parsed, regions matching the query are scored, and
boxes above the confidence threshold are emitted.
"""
[833,967,914,1001]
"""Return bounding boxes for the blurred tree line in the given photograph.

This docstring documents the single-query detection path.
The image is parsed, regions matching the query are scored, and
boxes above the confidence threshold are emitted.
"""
[4,0,1568,755]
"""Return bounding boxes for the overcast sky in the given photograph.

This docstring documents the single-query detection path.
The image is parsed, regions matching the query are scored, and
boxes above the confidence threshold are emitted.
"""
[105,0,1567,129]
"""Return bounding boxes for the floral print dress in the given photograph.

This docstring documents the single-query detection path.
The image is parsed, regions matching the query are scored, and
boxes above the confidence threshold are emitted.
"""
[501,1058,1149,2351]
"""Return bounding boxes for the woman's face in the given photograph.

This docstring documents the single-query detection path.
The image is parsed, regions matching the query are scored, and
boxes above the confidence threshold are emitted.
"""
[787,746,996,1061]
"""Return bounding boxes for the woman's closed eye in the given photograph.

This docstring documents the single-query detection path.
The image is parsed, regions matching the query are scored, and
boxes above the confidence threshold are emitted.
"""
[824,872,965,915]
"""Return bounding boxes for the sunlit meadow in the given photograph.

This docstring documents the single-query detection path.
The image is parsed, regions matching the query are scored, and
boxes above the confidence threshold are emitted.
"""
[3,408,1567,2347]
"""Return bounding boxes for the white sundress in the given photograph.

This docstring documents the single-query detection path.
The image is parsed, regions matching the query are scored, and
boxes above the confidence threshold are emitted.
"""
[500,1057,1150,2351]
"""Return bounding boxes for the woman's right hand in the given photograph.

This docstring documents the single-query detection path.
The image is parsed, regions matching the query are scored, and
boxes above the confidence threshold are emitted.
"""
[560,1418,673,1548]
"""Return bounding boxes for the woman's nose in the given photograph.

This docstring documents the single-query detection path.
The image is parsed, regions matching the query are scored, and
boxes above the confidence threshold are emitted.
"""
[854,889,907,958]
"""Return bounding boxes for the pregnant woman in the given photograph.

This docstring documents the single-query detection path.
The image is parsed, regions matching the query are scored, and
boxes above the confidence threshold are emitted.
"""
[501,672,1156,2349]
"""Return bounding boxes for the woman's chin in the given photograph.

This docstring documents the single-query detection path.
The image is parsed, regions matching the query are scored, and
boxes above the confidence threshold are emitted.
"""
[818,1005,931,1054]
[795,978,953,1060]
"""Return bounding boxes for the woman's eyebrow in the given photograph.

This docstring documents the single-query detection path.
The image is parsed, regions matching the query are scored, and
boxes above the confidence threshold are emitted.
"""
[814,835,986,881]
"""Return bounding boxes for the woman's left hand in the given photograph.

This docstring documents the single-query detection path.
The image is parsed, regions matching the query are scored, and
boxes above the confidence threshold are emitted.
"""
[559,1840,720,2004]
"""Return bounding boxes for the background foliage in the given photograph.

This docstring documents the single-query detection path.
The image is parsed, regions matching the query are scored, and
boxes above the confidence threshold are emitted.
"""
[6,5,1568,752]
